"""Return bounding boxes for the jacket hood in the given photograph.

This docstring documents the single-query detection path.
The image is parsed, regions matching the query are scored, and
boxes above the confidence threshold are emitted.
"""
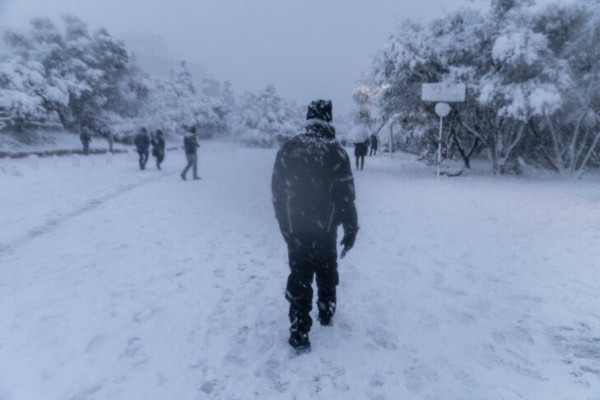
[305,118,336,139]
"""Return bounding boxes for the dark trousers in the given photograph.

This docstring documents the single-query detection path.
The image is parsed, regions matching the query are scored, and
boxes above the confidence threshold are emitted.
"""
[181,152,198,178]
[138,151,149,170]
[370,146,377,156]
[155,152,164,169]
[355,155,365,170]
[285,233,338,334]
[82,142,90,155]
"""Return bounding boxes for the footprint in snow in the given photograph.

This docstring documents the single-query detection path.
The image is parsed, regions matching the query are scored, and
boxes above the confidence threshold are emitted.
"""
[403,361,438,393]
[263,359,290,393]
[199,379,220,395]
[549,323,600,380]
[85,335,107,353]
[123,337,142,358]
[132,307,162,323]
[213,268,225,278]
[235,325,250,344]
[328,364,350,392]
[366,328,397,350]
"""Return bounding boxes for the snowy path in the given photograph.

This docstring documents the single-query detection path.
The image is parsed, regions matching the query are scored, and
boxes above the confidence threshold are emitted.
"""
[1,143,600,399]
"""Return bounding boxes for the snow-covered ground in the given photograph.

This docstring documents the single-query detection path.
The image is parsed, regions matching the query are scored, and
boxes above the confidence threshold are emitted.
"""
[1,141,600,400]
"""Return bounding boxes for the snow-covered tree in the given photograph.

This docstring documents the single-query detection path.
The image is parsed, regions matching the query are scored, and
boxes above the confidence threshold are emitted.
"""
[230,85,302,148]
[362,0,600,175]
[525,2,600,175]
[139,61,224,138]
[0,56,55,132]
[352,73,380,132]
[0,16,147,136]
[0,19,69,132]
[0,15,241,144]
[219,80,236,130]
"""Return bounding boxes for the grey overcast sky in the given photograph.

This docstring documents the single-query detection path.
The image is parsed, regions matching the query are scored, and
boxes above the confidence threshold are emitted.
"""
[0,0,562,117]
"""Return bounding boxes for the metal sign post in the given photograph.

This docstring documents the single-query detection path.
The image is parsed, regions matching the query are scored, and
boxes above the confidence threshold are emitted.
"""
[434,102,451,179]
[421,83,466,179]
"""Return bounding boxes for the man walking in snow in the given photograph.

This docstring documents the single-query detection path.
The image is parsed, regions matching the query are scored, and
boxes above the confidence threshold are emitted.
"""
[353,138,369,170]
[180,126,200,180]
[151,129,166,170]
[80,127,91,155]
[272,99,359,351]
[369,133,378,156]
[106,130,114,154]
[134,127,150,170]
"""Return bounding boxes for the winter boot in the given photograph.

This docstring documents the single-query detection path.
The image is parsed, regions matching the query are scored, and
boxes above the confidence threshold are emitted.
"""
[317,299,336,326]
[288,331,311,352]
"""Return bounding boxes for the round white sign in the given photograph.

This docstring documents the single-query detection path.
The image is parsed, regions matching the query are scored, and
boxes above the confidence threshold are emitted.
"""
[435,102,451,118]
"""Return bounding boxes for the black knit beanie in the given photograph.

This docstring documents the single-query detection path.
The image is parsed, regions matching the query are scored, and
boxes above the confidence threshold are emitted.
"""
[306,99,333,122]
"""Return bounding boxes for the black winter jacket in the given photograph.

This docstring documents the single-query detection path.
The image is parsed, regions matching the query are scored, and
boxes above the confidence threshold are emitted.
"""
[183,133,199,154]
[354,140,369,157]
[272,121,358,236]
[151,137,165,156]
[134,133,150,152]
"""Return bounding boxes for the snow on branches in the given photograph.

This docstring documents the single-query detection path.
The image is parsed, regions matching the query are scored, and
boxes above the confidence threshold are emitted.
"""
[360,0,600,175]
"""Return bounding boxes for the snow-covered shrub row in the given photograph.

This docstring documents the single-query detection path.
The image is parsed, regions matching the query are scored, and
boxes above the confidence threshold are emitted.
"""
[357,0,600,176]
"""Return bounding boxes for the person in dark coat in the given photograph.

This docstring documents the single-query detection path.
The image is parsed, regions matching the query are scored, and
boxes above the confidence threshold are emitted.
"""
[151,130,166,170]
[80,128,91,155]
[272,99,359,351]
[134,127,150,170]
[353,138,369,170]
[369,133,378,156]
[180,126,200,180]
[106,130,114,154]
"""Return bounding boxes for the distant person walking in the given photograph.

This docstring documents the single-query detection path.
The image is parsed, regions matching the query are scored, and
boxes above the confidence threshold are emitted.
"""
[272,99,359,352]
[134,127,150,170]
[180,126,200,180]
[80,128,91,155]
[106,130,114,154]
[369,133,378,156]
[151,130,166,170]
[353,138,369,170]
